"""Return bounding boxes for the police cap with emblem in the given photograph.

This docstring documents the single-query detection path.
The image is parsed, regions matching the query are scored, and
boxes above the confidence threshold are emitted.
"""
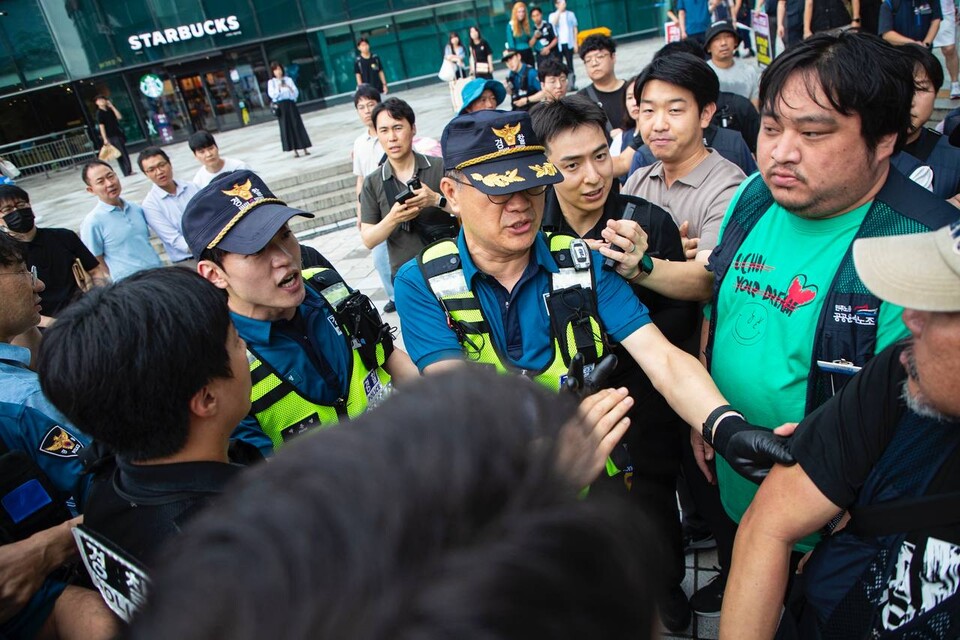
[182,169,314,256]
[441,109,563,196]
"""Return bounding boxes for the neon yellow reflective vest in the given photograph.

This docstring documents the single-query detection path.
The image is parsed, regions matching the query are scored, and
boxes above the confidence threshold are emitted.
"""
[247,267,393,451]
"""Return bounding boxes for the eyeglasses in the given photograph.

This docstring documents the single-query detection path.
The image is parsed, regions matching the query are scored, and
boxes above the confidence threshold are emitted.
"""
[0,201,29,215]
[143,160,170,175]
[0,265,38,287]
[584,52,611,66]
[451,178,547,204]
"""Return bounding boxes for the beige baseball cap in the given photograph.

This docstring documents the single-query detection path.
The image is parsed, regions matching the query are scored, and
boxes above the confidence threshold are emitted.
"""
[853,220,960,312]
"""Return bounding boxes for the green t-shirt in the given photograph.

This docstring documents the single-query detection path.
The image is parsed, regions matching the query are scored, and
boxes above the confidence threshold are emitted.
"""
[710,177,909,551]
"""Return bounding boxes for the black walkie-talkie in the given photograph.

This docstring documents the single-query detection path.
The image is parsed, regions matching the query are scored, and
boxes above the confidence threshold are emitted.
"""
[602,202,638,270]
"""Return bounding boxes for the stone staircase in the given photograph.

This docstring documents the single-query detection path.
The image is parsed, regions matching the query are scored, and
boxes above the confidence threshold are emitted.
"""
[272,160,358,240]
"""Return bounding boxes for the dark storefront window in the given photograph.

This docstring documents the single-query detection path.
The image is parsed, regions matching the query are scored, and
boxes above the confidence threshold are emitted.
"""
[301,0,349,25]
[312,25,359,97]
[264,35,324,102]
[435,2,479,59]
[395,9,443,79]
[2,0,66,87]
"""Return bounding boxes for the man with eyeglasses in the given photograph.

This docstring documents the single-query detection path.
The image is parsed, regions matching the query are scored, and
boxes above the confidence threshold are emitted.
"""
[577,34,628,140]
[394,109,794,494]
[139,147,199,268]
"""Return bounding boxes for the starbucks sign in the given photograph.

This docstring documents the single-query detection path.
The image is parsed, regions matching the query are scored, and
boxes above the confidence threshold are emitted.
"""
[139,74,164,99]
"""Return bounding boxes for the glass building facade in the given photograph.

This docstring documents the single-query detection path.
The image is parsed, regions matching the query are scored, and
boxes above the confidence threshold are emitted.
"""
[0,0,662,146]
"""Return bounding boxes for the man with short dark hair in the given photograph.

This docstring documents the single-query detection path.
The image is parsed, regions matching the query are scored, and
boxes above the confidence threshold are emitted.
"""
[503,49,546,111]
[40,268,250,566]
[354,37,388,94]
[80,160,162,280]
[699,31,959,617]
[538,58,570,101]
[722,220,960,638]
[577,34,627,138]
[188,130,252,188]
[623,53,746,271]
[184,170,418,456]
[532,94,698,631]
[94,95,131,177]
[0,185,105,323]
[530,5,558,66]
[359,98,456,278]
[139,147,197,265]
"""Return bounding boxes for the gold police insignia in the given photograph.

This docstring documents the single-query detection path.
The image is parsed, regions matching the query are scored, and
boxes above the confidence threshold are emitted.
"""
[39,426,84,458]
[492,123,522,146]
[221,179,255,201]
[529,162,557,178]
[470,169,526,188]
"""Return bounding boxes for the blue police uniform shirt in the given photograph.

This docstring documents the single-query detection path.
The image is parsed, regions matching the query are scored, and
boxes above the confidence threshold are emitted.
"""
[506,64,542,98]
[0,342,73,428]
[394,230,652,372]
[0,401,90,507]
[231,284,353,457]
[879,0,941,41]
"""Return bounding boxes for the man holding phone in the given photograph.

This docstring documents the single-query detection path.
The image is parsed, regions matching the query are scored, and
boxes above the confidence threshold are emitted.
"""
[359,98,456,281]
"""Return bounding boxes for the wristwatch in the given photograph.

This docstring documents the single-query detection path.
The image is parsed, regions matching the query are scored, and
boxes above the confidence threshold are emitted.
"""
[638,252,654,275]
[437,194,448,209]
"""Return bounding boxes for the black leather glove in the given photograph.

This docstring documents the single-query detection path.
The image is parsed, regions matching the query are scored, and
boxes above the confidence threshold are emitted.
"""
[710,415,795,485]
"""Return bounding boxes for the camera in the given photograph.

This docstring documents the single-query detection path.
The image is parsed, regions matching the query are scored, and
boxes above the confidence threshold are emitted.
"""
[395,176,422,205]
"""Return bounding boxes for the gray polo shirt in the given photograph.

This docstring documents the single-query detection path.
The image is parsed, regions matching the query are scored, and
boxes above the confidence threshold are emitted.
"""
[621,149,745,253]
[360,152,447,276]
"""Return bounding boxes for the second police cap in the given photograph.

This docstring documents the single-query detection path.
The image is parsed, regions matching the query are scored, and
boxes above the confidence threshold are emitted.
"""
[440,109,563,196]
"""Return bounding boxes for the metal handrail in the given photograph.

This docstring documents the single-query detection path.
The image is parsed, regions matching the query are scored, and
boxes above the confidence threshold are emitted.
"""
[0,127,97,180]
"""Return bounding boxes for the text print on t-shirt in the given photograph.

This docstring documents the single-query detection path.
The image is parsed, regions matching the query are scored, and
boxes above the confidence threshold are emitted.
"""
[731,252,819,317]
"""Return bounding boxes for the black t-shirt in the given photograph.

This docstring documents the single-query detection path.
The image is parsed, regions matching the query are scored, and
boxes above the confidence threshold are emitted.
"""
[96,107,122,139]
[532,21,557,52]
[83,457,242,566]
[579,83,628,132]
[791,341,908,508]
[470,39,494,72]
[22,228,99,317]
[354,55,385,92]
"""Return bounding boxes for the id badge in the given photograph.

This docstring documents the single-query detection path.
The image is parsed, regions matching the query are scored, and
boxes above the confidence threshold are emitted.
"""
[816,359,862,396]
[363,370,392,408]
[916,2,932,15]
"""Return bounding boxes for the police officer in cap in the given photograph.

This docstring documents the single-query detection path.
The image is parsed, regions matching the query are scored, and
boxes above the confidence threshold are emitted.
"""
[183,170,419,456]
[394,109,794,486]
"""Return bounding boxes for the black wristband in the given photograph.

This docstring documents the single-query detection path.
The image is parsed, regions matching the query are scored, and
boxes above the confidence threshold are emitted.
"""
[711,414,749,455]
[702,404,735,445]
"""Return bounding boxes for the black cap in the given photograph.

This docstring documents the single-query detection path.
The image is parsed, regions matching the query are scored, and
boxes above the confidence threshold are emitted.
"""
[181,170,314,256]
[440,109,563,196]
[705,20,740,48]
[502,48,521,63]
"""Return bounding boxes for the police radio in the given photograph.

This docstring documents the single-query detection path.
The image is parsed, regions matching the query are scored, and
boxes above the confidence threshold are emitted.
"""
[0,449,72,545]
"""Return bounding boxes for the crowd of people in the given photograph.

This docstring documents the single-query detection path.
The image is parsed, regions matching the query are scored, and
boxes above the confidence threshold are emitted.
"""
[1,15,960,640]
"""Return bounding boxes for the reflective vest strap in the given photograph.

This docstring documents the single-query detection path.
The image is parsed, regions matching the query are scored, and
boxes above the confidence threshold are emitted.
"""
[249,358,271,387]
[303,267,352,309]
[250,374,294,416]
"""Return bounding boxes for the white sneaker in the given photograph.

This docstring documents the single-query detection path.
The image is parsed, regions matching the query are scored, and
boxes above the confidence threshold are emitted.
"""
[951,82,960,99]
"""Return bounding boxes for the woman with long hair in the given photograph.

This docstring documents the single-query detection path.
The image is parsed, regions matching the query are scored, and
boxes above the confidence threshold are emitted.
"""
[267,62,312,157]
[444,32,467,79]
[468,25,495,79]
[505,2,535,66]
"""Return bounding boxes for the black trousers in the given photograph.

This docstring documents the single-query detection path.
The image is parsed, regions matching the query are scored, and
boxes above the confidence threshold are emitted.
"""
[107,135,132,176]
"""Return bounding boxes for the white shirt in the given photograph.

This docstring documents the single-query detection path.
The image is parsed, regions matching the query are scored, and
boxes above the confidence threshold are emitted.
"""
[192,157,252,188]
[549,10,578,46]
[267,76,299,102]
[353,131,384,179]
[140,180,198,262]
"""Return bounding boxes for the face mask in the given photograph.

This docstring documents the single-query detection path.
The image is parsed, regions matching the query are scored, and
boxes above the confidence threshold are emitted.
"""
[3,207,35,233]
